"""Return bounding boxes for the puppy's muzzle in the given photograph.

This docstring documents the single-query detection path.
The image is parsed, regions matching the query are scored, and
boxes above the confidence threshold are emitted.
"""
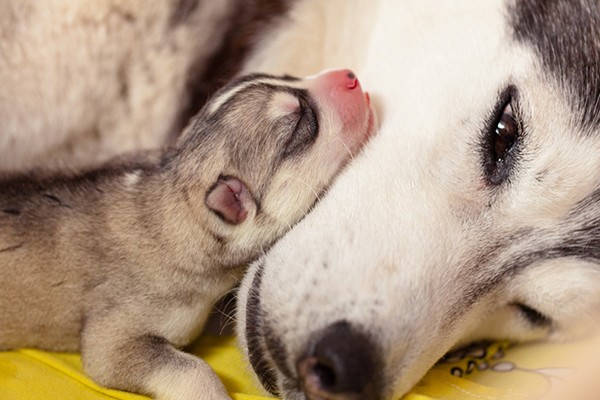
[296,320,382,400]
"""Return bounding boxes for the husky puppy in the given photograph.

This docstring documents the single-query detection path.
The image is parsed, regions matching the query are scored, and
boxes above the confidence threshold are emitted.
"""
[0,70,375,400]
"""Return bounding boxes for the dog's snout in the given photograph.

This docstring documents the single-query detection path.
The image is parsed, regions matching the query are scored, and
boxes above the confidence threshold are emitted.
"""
[296,320,381,400]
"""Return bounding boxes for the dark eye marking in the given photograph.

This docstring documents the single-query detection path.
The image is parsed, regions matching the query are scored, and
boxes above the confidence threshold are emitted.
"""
[283,97,319,158]
[482,86,522,186]
[513,303,552,327]
[280,74,301,82]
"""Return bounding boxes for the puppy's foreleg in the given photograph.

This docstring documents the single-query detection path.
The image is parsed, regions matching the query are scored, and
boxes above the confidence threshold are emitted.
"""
[145,339,232,400]
[81,321,231,400]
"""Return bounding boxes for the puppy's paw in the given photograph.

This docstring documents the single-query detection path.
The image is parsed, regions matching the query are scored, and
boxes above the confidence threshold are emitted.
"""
[82,328,232,400]
[148,356,232,400]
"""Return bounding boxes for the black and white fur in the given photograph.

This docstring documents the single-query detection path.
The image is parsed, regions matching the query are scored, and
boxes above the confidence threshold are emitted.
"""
[1,1,599,399]
[234,1,600,399]
[0,72,372,399]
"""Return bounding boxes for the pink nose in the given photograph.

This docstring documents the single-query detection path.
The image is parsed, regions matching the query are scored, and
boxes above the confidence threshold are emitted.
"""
[305,69,365,111]
[317,69,360,91]
[303,68,373,151]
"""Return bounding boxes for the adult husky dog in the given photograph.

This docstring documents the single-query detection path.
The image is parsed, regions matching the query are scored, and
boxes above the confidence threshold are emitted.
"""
[235,1,600,400]
[2,0,599,400]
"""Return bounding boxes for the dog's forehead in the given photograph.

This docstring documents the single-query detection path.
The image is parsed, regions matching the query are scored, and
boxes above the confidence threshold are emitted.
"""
[205,75,303,118]
[510,0,600,132]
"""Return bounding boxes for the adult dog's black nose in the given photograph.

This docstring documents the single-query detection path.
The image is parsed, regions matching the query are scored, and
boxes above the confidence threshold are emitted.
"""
[296,320,382,400]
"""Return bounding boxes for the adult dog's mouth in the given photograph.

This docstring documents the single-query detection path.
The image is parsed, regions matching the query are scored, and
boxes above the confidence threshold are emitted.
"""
[245,262,308,399]
[244,263,283,396]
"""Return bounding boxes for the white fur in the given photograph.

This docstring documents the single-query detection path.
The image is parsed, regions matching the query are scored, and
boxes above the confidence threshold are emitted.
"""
[268,92,300,119]
[237,0,600,398]
[147,357,230,400]
[123,171,142,187]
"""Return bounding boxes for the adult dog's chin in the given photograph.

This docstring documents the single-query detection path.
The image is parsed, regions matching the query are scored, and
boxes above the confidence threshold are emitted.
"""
[239,260,282,396]
[241,261,311,399]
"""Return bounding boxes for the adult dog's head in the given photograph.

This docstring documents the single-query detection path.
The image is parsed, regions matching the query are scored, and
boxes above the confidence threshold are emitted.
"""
[237,1,600,399]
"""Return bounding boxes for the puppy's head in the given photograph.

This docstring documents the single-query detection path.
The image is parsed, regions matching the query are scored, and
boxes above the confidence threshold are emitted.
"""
[172,70,376,263]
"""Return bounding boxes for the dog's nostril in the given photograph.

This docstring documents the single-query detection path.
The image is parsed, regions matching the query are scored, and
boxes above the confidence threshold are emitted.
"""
[311,359,336,388]
[297,320,381,400]
[298,356,338,394]
[345,70,358,89]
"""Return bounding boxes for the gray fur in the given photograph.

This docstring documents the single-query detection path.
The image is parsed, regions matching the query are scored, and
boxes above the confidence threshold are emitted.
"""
[511,0,600,131]
[0,74,354,399]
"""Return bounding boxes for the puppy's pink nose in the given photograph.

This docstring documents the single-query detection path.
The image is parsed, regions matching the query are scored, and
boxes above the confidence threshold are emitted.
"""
[318,69,360,91]
[346,71,358,89]
[303,68,374,152]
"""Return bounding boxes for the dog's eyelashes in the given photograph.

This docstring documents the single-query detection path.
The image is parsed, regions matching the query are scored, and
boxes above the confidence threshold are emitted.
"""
[513,303,552,328]
[482,88,521,186]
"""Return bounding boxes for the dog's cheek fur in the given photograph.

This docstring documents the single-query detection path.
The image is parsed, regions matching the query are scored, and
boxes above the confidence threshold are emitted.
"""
[505,260,600,340]
[451,260,600,347]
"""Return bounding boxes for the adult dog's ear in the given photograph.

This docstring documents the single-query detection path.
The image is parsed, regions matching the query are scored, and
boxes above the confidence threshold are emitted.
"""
[205,176,254,225]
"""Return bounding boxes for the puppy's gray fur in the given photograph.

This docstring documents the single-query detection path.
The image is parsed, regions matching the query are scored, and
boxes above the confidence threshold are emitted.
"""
[0,72,371,400]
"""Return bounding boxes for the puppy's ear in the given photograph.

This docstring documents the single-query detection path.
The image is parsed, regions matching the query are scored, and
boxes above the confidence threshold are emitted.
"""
[205,176,255,225]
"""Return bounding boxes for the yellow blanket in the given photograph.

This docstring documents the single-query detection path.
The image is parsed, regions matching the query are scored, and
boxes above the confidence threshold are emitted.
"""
[0,335,588,400]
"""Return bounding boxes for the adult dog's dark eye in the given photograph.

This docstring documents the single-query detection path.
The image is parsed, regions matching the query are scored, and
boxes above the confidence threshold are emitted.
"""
[493,104,517,163]
[483,93,521,186]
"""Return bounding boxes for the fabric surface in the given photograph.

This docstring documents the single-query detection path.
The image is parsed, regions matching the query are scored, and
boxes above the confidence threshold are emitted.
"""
[0,335,590,400]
